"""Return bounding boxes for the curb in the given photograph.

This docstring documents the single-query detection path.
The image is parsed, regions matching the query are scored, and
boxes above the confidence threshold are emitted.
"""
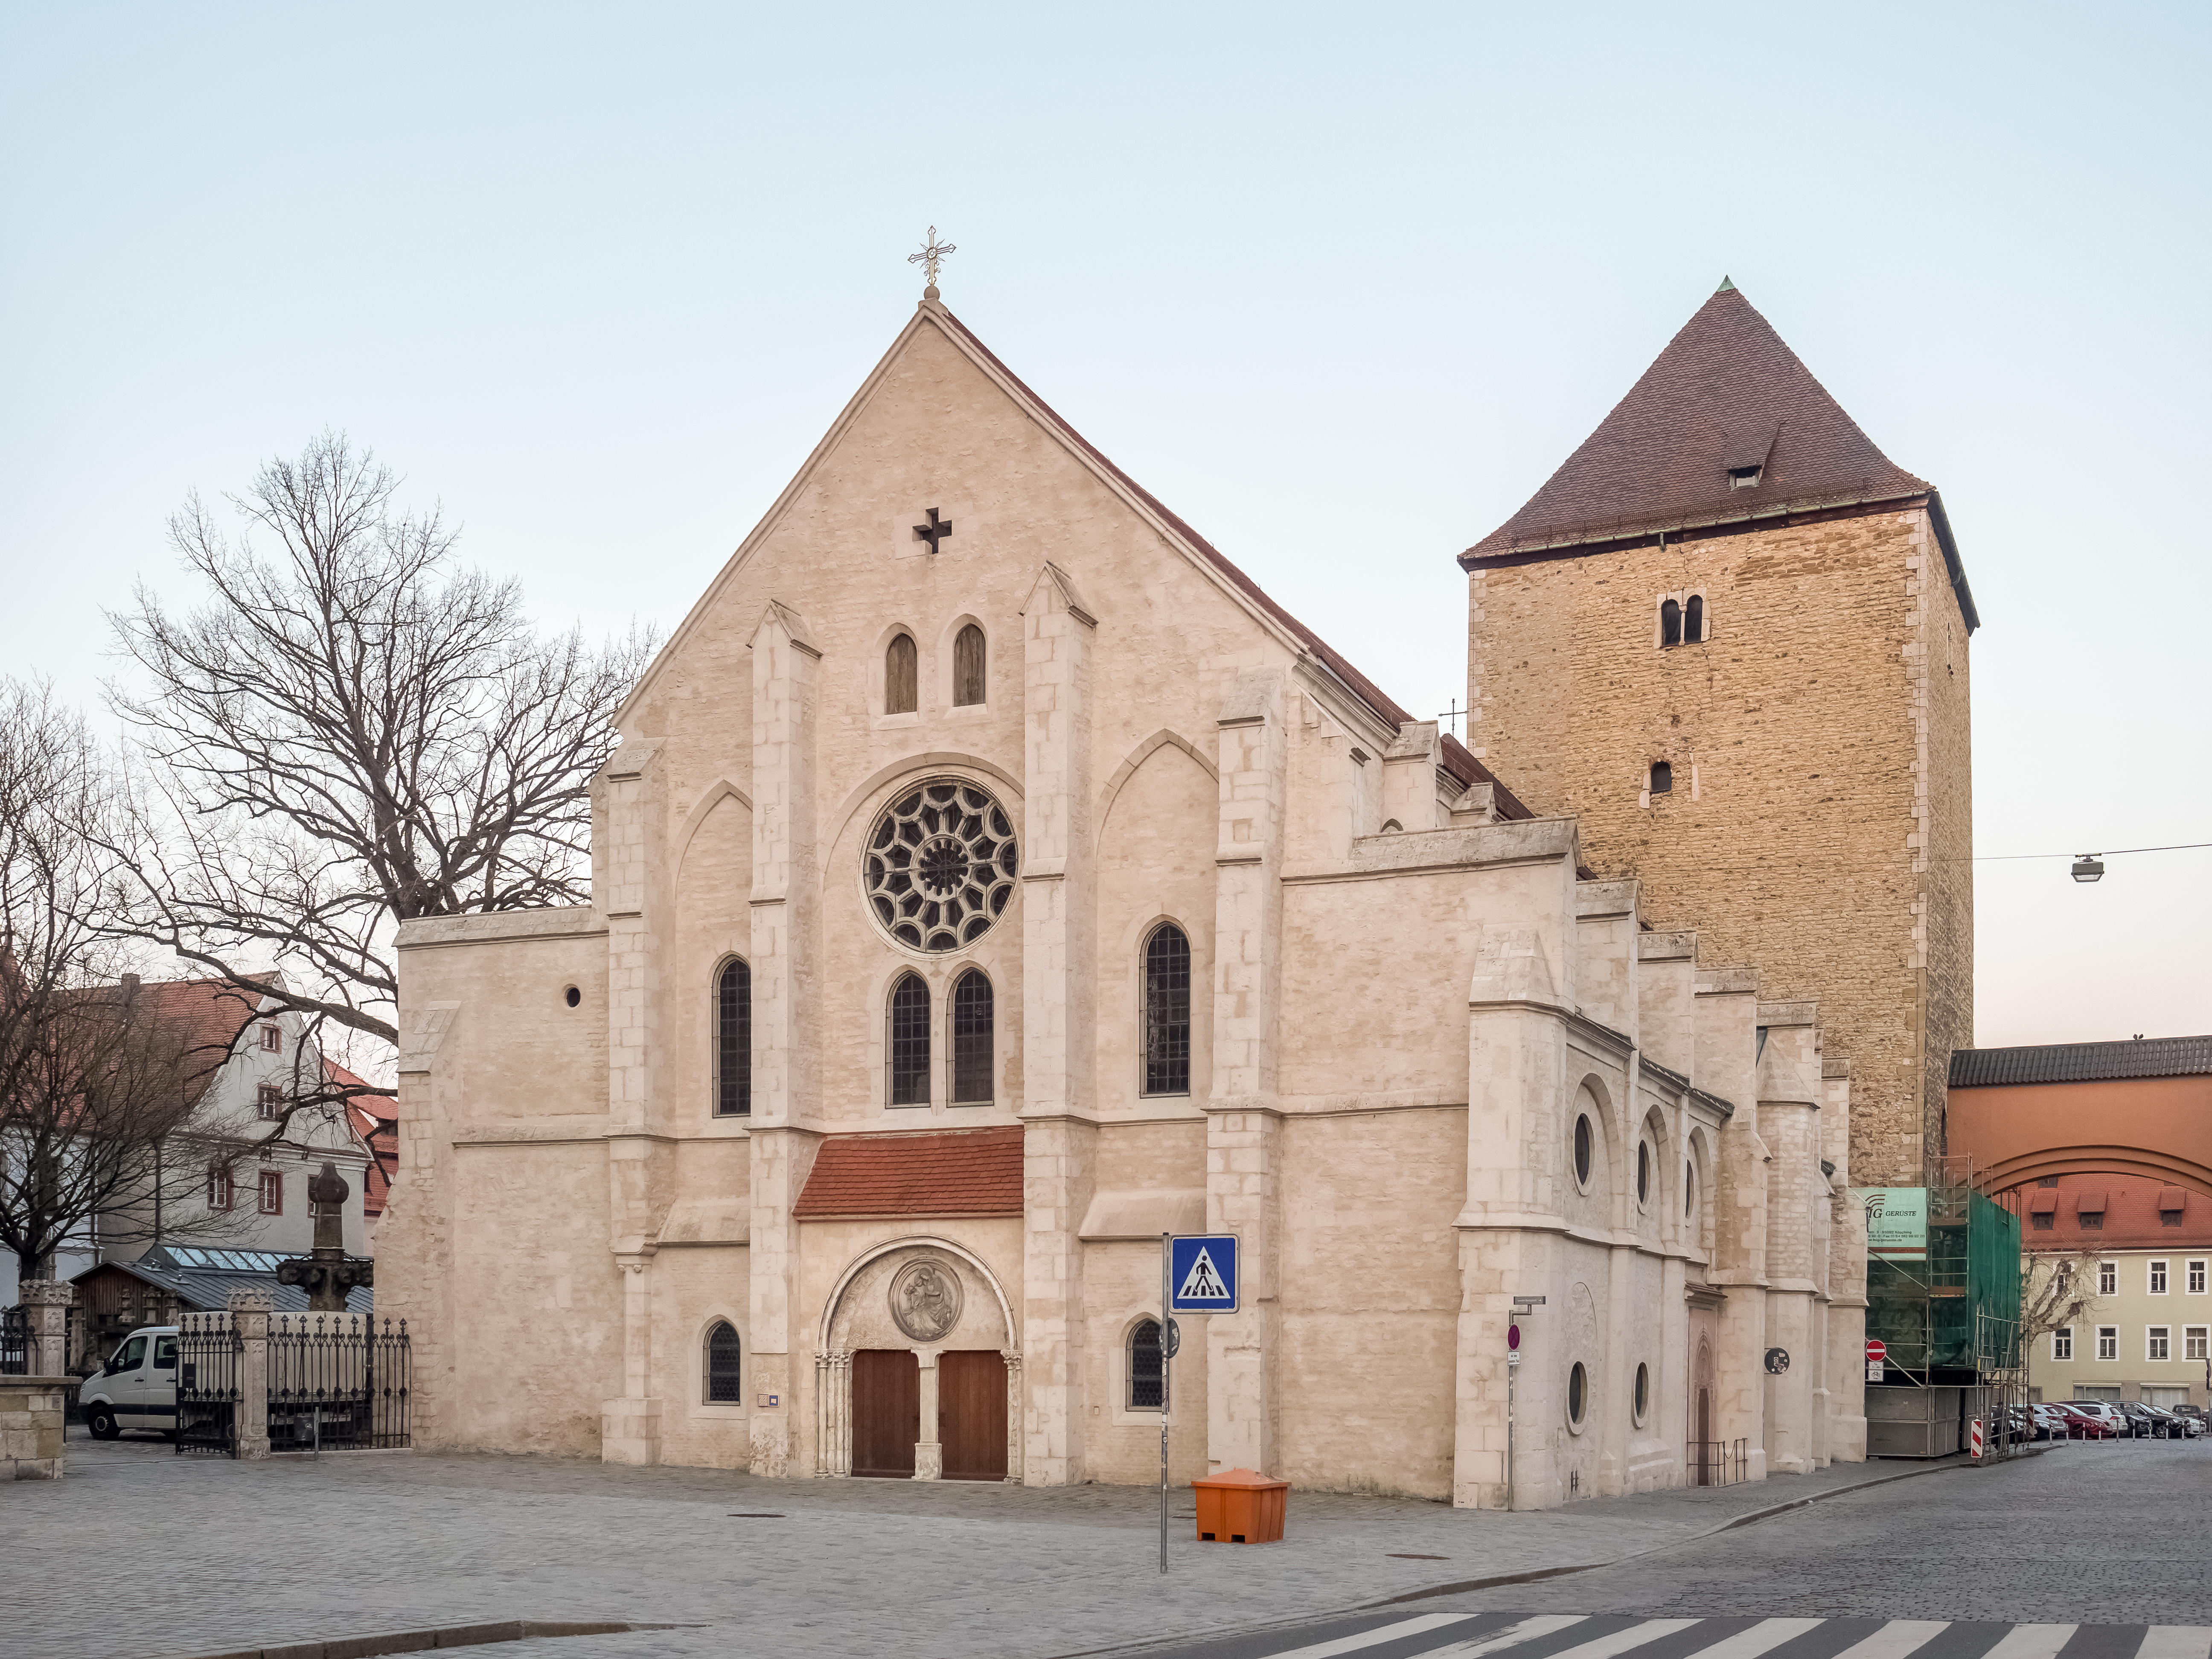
[178,1620,697,1659]
[1369,1449,2045,1608]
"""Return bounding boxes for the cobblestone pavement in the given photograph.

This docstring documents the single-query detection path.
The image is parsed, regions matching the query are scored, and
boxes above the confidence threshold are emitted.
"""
[3,1430,2167,1659]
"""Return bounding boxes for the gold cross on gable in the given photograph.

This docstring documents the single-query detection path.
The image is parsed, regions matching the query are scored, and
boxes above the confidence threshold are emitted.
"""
[908,226,956,291]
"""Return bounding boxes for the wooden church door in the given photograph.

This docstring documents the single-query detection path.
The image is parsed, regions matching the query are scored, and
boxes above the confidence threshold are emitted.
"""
[852,1350,919,1478]
[939,1350,1008,1481]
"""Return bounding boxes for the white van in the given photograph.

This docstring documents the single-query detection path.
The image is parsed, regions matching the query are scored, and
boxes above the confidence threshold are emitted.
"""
[79,1325,179,1440]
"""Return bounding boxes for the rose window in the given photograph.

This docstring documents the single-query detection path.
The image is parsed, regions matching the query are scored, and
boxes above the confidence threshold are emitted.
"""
[865,780,1018,952]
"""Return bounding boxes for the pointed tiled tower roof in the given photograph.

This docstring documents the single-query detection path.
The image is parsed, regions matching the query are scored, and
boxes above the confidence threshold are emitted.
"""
[1463,282,1976,628]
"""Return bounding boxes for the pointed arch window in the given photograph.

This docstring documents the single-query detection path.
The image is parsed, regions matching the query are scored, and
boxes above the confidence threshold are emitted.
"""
[953,624,986,706]
[1143,923,1191,1097]
[886,633,919,715]
[951,968,993,1104]
[888,973,931,1106]
[704,1321,742,1403]
[716,958,751,1117]
[1129,1318,1165,1410]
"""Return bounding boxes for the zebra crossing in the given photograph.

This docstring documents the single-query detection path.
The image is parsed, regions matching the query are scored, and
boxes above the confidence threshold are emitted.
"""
[1228,1613,2212,1659]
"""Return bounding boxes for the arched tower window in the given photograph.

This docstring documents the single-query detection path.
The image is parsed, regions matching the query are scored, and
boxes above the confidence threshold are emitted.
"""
[951,968,993,1104]
[1684,594,1704,644]
[886,633,918,715]
[1129,1318,1165,1409]
[1650,761,1673,795]
[716,958,751,1118]
[704,1321,742,1403]
[952,624,986,707]
[888,972,931,1106]
[1660,597,1682,647]
[1143,924,1192,1097]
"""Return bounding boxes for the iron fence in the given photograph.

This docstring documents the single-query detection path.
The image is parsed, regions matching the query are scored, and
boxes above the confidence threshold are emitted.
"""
[0,1305,27,1374]
[1688,1438,1748,1487]
[176,1313,242,1455]
[269,1313,410,1452]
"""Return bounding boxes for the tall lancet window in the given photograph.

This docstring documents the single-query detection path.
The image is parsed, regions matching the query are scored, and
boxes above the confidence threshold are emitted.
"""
[1684,594,1705,644]
[1143,923,1191,1096]
[1660,597,1682,647]
[888,972,931,1106]
[886,633,919,715]
[716,958,751,1117]
[952,624,987,706]
[951,968,993,1103]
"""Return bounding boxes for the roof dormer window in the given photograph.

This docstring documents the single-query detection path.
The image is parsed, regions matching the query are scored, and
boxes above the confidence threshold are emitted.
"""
[1727,465,1763,489]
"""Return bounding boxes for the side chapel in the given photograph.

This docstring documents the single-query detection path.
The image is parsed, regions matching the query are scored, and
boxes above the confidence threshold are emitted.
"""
[383,274,1975,1506]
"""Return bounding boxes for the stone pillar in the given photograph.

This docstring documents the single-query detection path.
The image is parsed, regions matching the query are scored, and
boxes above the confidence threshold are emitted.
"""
[815,1351,852,1477]
[914,1351,942,1480]
[1454,883,1578,1510]
[229,1290,271,1461]
[1001,1349,1023,1484]
[1822,1059,1869,1462]
[1019,563,1097,1486]
[1378,720,1442,832]
[1694,966,1767,1482]
[600,1254,662,1465]
[1207,669,1287,1479]
[20,1281,73,1379]
[600,732,672,1465]
[750,599,824,1479]
[1758,1004,1822,1476]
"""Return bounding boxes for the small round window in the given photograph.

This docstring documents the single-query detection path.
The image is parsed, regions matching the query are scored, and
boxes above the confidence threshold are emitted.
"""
[1573,1114,1593,1187]
[1568,1361,1589,1425]
[865,779,1019,952]
[1636,1141,1651,1205]
[1633,1362,1650,1423]
[564,986,581,1008]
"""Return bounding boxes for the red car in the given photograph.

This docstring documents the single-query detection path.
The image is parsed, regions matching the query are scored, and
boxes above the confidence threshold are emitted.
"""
[2049,1403,2115,1439]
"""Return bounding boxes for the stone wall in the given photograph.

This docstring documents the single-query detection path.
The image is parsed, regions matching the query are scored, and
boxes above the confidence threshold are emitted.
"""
[2,1379,68,1480]
[1465,507,1974,1188]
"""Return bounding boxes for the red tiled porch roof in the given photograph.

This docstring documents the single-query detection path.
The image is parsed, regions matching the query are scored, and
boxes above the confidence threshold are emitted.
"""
[794,1125,1025,1219]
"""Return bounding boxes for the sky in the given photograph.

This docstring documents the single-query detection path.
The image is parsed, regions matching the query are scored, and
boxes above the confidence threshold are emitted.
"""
[2,3,2206,1051]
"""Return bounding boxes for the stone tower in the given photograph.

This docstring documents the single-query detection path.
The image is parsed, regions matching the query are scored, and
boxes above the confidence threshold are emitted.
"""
[1461,280,1977,1188]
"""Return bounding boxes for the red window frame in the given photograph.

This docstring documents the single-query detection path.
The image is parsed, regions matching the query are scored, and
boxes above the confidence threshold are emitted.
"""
[208,1163,234,1211]
[257,1083,283,1121]
[260,1022,281,1053]
[258,1169,283,1216]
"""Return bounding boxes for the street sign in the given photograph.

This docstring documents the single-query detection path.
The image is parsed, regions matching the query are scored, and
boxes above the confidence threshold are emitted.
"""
[1168,1234,1239,1313]
[1865,1339,1886,1364]
[1867,1362,1884,1382]
[1508,1323,1521,1350]
[1161,1318,1182,1360]
[1763,1347,1790,1375]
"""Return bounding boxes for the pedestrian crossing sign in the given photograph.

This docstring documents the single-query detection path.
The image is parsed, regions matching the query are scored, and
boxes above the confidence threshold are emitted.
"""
[1168,1234,1239,1314]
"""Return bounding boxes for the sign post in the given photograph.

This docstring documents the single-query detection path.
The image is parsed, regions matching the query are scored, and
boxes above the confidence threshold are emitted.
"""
[1508,1295,1544,1511]
[1865,1337,1886,1383]
[1159,1234,1240,1571]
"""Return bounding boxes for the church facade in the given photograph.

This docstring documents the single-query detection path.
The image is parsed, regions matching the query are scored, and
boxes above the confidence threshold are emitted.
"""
[381,280,1965,1504]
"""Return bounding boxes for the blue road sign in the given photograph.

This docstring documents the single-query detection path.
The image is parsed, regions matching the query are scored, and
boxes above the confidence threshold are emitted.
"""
[1168,1234,1239,1314]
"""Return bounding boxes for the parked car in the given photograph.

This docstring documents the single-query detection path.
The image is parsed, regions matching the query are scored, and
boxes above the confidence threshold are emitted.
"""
[2065,1401,2128,1438]
[2126,1402,2188,1438]
[2030,1404,2075,1441]
[2169,1406,2208,1438]
[78,1324,179,1440]
[2051,1403,2116,1439]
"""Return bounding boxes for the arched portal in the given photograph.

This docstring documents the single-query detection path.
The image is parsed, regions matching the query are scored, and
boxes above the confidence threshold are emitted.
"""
[815,1237,1020,1484]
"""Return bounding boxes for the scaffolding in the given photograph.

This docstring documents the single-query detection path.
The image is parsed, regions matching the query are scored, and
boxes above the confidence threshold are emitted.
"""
[1864,1155,2026,1456]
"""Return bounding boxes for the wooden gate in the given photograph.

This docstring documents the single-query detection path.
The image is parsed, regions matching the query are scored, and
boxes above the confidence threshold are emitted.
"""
[939,1350,1007,1481]
[851,1349,918,1478]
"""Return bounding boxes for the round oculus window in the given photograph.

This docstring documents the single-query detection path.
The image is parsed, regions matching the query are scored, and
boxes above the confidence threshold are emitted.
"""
[1573,1114,1593,1186]
[1568,1361,1589,1424]
[1636,1141,1651,1205]
[1634,1361,1650,1421]
[865,780,1018,952]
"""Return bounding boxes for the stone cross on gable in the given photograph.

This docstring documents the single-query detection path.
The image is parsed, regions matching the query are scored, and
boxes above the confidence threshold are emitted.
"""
[908,226,955,295]
[913,506,953,553]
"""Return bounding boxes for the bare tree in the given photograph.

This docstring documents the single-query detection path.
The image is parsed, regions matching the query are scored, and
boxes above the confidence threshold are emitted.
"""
[101,433,652,1053]
[2022,1246,2106,1351]
[0,679,261,1281]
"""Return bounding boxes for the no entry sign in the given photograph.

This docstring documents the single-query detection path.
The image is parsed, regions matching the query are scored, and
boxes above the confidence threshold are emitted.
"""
[1865,1339,1887,1364]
